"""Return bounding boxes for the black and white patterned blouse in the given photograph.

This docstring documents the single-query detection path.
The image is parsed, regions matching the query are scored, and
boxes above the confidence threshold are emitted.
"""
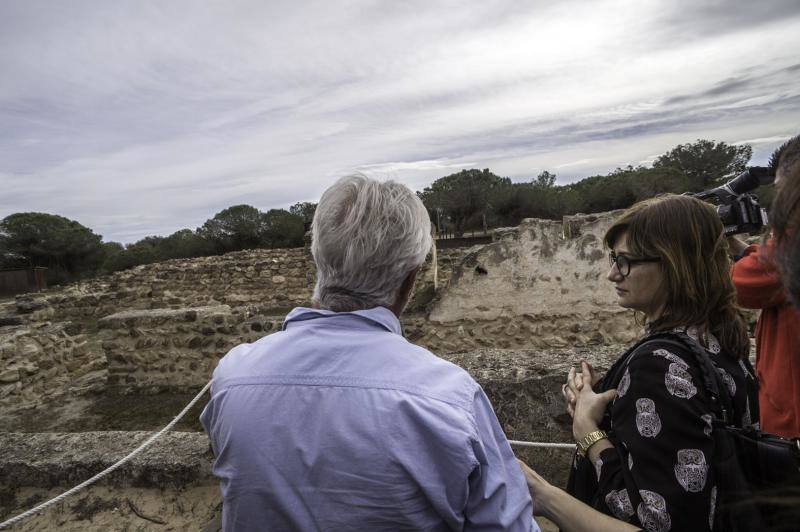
[566,327,759,532]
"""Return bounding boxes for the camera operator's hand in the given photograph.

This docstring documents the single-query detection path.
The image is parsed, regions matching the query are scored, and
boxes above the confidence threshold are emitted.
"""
[726,235,748,258]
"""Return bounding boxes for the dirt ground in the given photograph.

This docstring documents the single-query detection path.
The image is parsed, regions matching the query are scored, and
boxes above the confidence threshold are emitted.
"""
[1,485,221,531]
[2,484,558,532]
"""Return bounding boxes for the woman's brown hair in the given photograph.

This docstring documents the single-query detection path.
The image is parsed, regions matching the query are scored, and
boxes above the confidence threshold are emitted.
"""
[604,194,749,359]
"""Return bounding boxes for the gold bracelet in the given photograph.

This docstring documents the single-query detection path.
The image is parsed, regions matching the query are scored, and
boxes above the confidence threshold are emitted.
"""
[576,430,608,456]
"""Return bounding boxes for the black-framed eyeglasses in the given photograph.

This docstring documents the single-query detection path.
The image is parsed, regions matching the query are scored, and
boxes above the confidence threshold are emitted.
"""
[608,252,660,277]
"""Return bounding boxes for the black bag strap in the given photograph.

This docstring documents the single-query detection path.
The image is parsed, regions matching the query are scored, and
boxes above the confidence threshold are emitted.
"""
[600,332,681,392]
[625,331,732,422]
[597,334,676,426]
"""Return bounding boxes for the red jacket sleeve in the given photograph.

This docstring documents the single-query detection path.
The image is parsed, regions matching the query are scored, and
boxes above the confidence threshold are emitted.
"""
[731,242,787,309]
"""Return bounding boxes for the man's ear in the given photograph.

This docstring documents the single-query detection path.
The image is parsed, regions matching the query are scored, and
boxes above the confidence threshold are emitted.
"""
[401,268,418,298]
[390,268,419,317]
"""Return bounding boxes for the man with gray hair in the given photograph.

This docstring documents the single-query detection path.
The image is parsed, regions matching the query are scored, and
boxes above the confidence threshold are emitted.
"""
[201,175,539,531]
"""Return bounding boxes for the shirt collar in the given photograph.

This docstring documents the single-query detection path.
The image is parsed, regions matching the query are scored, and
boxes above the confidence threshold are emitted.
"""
[282,306,402,335]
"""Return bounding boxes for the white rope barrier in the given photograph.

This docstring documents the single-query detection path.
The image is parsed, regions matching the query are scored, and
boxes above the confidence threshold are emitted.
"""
[0,380,212,530]
[508,440,576,450]
[0,378,575,529]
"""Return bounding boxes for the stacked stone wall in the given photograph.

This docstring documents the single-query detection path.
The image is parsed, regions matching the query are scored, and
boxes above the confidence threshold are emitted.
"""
[19,245,455,324]
[0,323,105,409]
[98,305,287,393]
[31,248,315,324]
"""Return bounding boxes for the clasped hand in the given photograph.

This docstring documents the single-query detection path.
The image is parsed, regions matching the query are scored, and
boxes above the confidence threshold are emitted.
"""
[562,361,616,440]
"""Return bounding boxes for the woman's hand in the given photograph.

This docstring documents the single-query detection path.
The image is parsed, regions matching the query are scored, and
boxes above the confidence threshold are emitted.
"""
[572,361,617,440]
[562,360,601,418]
[517,457,641,531]
[516,459,557,521]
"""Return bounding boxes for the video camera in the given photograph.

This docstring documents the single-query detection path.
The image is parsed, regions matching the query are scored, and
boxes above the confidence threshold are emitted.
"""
[691,167,775,235]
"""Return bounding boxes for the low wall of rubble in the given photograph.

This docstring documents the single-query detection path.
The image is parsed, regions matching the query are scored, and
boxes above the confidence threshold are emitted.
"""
[25,248,315,324]
[17,242,466,326]
[0,345,620,530]
[98,305,282,393]
[0,322,105,410]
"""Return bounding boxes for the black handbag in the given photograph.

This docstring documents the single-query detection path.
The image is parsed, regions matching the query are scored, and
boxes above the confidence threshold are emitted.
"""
[643,332,800,531]
[724,425,800,487]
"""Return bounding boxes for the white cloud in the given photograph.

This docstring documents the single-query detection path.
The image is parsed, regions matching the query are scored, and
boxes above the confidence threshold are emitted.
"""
[733,135,793,146]
[1,0,799,241]
[554,159,596,170]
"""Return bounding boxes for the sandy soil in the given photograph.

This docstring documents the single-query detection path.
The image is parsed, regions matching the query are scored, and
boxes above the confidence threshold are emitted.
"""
[1,485,221,531]
[2,484,558,531]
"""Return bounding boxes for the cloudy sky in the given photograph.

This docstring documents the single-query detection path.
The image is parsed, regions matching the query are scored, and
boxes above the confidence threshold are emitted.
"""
[2,0,799,243]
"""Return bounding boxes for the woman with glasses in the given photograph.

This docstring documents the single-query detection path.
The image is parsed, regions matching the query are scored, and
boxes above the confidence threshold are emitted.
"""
[557,194,759,531]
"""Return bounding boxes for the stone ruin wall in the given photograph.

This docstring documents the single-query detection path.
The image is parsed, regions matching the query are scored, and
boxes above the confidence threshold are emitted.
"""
[98,305,278,393]
[27,247,317,323]
[410,213,640,351]
[0,244,472,405]
[1,213,638,404]
[0,321,105,409]
[15,244,465,325]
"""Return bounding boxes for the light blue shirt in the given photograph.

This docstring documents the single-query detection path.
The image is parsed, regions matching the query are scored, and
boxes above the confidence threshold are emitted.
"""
[200,306,538,531]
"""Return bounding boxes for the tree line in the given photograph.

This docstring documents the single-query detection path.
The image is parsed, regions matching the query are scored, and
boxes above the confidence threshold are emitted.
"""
[0,202,316,284]
[418,139,765,235]
[1,139,773,284]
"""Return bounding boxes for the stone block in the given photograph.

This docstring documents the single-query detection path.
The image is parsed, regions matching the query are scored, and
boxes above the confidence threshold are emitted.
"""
[0,367,20,383]
[19,362,39,376]
[68,369,107,393]
[18,338,42,358]
[15,298,47,314]
[0,316,23,327]
[0,431,214,488]
[71,341,90,357]
[36,357,55,370]
[64,358,86,372]
[0,381,21,398]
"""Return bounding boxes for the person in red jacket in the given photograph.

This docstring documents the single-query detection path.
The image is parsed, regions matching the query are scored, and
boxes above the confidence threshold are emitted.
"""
[729,134,800,438]
[729,237,800,438]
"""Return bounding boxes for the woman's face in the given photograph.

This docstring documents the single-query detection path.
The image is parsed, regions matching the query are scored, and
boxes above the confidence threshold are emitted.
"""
[607,232,667,321]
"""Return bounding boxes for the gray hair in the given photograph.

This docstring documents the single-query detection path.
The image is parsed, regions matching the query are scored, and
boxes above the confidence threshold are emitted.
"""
[311,174,432,312]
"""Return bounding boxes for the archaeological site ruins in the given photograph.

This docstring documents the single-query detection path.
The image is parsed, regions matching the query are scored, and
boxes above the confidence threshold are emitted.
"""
[1,213,643,530]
